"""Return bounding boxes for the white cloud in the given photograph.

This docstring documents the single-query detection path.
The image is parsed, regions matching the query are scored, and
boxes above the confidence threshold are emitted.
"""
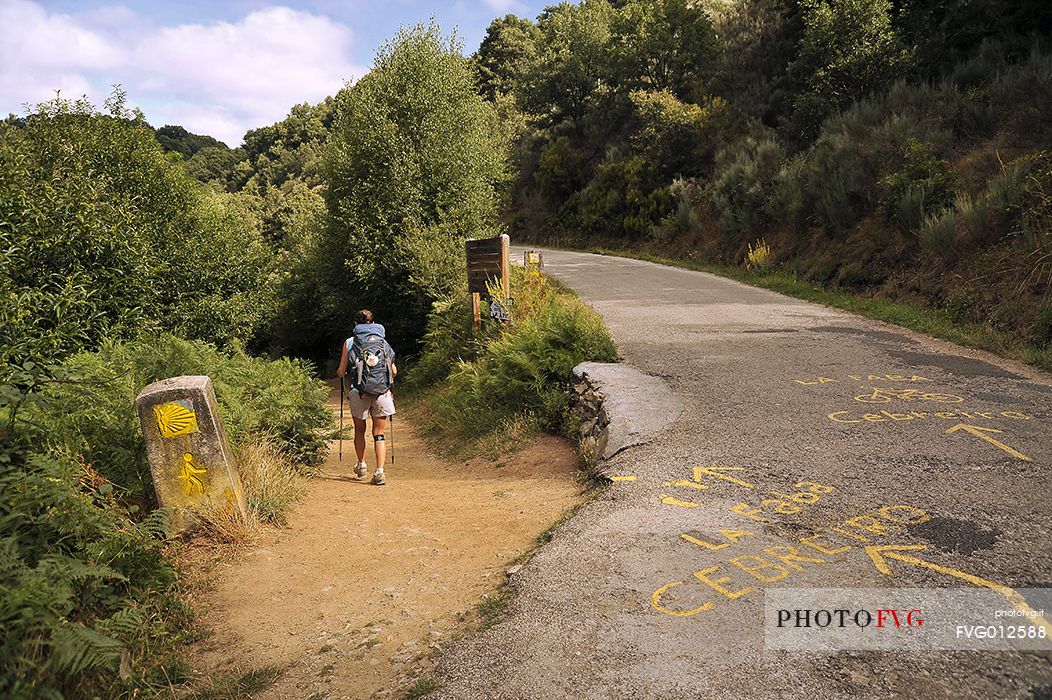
[479,0,526,14]
[0,1,366,145]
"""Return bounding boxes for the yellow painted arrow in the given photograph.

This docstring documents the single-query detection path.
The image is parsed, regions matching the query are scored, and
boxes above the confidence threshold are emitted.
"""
[865,544,1051,635]
[660,494,698,508]
[946,424,1032,462]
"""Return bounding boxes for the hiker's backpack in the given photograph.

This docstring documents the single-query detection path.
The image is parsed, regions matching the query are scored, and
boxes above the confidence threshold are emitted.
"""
[349,328,394,396]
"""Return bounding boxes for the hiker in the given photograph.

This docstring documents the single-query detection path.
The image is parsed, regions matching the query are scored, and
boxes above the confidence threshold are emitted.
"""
[337,309,397,485]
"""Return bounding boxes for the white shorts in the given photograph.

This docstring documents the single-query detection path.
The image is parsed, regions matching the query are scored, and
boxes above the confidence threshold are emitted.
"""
[346,389,395,419]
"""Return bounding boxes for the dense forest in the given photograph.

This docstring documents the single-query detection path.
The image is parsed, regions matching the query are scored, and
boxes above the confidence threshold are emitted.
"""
[475,0,1052,348]
[3,1,1052,696]
[145,0,1052,356]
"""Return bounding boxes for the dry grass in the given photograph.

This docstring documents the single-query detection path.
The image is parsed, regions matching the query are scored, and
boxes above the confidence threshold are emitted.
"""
[474,414,539,459]
[185,438,307,545]
[236,438,306,527]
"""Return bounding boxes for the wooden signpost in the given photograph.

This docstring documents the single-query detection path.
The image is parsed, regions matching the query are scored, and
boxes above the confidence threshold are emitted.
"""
[466,234,510,330]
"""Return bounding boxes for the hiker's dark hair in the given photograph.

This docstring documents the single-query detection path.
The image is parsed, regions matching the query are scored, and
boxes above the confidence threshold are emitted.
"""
[354,309,374,324]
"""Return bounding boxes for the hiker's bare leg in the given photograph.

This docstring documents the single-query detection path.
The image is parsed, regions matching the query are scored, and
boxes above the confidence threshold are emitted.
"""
[371,415,387,468]
[353,417,367,463]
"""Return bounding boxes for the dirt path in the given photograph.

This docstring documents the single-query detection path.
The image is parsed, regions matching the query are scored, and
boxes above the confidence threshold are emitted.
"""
[189,385,584,699]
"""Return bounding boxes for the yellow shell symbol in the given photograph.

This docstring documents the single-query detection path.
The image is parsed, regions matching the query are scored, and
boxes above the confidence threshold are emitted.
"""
[155,401,199,438]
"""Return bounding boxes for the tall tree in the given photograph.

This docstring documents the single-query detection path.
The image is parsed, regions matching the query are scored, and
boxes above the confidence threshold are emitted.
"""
[475,15,541,101]
[316,24,506,352]
[787,0,913,139]
[609,0,720,100]
[519,1,615,125]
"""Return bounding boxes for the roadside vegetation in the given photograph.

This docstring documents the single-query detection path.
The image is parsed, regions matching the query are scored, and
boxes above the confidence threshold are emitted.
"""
[407,266,616,458]
[471,0,1052,370]
[0,20,594,697]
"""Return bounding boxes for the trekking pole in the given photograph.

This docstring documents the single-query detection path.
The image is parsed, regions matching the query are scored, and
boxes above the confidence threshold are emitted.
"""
[389,406,394,466]
[339,376,344,462]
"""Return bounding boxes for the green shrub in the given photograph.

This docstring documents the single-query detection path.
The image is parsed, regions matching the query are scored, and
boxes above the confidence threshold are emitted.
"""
[0,92,275,378]
[412,269,616,453]
[919,208,958,256]
[944,293,977,324]
[28,335,331,502]
[577,156,673,239]
[535,135,588,205]
[0,439,185,699]
[651,178,701,241]
[629,90,727,178]
[879,140,957,232]
[405,295,478,393]
[709,137,785,239]
[917,153,1047,257]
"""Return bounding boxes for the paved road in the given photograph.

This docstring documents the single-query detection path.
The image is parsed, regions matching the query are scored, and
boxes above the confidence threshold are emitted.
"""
[436,249,1052,699]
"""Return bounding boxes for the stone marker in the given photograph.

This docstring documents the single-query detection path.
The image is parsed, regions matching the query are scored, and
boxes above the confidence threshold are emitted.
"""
[135,375,247,529]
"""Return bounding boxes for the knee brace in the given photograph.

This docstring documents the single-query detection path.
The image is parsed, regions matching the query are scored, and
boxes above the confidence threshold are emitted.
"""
[373,434,385,442]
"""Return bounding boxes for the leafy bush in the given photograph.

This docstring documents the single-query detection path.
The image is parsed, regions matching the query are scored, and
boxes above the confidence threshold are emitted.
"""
[411,268,616,453]
[535,136,588,205]
[879,140,957,232]
[651,178,701,242]
[709,137,785,239]
[917,153,1047,258]
[919,208,958,256]
[0,92,275,378]
[629,90,727,178]
[28,335,331,502]
[0,438,186,699]
[577,156,673,239]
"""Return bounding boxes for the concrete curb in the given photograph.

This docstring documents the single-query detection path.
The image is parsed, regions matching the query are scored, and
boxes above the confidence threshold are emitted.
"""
[571,362,683,472]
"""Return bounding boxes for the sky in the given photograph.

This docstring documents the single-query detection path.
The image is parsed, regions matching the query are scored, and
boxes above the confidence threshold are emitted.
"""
[0,0,551,146]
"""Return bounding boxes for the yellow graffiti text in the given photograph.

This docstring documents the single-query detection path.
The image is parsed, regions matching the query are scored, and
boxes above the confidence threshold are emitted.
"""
[651,504,931,618]
[650,581,713,617]
[795,373,932,386]
[827,408,1032,425]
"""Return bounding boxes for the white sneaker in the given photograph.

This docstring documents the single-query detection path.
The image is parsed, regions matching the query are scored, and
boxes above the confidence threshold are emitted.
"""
[354,461,367,479]
[371,469,386,486]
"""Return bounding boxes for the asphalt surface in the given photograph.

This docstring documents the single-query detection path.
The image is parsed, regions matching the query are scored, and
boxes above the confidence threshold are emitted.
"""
[434,248,1052,700]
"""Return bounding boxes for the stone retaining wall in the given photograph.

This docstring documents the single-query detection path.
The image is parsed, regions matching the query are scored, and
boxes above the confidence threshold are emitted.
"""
[572,371,610,469]
[571,361,684,477]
